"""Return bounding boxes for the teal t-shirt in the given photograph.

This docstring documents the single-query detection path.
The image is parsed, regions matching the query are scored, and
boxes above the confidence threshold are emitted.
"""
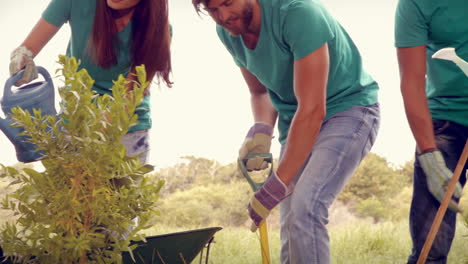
[217,0,379,144]
[42,0,151,132]
[395,0,468,127]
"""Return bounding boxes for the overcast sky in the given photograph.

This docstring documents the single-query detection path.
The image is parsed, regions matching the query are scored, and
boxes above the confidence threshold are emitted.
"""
[0,0,415,170]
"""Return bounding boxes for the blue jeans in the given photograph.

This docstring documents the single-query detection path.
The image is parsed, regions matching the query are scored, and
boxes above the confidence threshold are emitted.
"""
[407,121,468,264]
[279,104,380,264]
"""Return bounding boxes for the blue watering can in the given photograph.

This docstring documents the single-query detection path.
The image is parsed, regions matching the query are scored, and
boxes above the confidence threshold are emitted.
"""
[0,66,56,163]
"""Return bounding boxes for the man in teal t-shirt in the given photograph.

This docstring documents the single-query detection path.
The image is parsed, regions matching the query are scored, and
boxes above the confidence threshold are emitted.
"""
[395,0,468,263]
[192,0,380,261]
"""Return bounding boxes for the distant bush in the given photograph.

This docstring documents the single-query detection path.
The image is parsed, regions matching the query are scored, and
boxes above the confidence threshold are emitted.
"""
[355,198,388,222]
[155,182,251,227]
[150,152,416,227]
[339,153,409,203]
[154,156,240,197]
[386,186,412,222]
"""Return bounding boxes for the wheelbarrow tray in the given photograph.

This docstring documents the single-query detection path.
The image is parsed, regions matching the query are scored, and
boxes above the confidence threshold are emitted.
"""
[122,226,223,264]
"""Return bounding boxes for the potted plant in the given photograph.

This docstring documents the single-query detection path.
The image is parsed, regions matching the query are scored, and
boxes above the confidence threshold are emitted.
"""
[0,56,163,263]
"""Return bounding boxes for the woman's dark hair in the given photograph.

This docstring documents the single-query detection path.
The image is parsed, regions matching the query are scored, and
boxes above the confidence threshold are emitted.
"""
[89,0,172,87]
[192,0,210,14]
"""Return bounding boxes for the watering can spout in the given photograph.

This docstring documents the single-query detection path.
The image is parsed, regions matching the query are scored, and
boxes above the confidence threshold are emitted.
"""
[0,66,56,163]
[0,114,44,163]
[0,118,11,138]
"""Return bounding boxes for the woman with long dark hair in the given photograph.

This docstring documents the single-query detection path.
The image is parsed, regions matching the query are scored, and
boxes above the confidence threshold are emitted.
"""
[9,0,172,163]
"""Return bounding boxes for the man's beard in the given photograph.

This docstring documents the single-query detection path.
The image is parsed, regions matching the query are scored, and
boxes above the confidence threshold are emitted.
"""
[242,2,254,34]
[223,1,254,36]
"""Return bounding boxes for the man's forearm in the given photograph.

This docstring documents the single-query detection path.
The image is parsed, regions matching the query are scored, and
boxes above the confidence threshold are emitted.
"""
[250,92,277,126]
[397,46,436,153]
[276,108,324,185]
[401,78,437,153]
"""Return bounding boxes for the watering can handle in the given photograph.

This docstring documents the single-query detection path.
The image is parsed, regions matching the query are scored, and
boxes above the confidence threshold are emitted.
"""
[4,66,52,98]
[238,153,273,192]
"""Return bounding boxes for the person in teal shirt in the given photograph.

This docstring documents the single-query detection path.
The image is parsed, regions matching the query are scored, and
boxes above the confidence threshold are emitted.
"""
[192,0,380,262]
[9,0,172,163]
[395,0,467,263]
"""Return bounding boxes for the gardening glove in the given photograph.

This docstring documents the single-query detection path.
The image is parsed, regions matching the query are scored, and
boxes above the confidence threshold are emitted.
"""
[460,184,468,222]
[248,170,293,232]
[9,46,38,86]
[239,122,273,171]
[417,149,463,212]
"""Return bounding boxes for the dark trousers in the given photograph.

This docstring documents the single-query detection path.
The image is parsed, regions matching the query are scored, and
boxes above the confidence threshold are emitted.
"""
[407,120,468,264]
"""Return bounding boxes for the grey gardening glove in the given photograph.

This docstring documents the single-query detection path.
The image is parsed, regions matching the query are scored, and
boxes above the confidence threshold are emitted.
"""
[460,183,468,222]
[417,150,463,212]
[9,46,38,86]
[238,123,273,171]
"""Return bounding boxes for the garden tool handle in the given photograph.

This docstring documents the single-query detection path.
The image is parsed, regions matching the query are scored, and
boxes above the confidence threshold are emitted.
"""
[238,153,273,192]
[258,220,271,264]
[417,139,468,264]
[238,153,272,264]
[4,66,51,97]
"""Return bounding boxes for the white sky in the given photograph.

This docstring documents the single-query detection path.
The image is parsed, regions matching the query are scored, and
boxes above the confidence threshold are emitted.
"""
[0,0,415,169]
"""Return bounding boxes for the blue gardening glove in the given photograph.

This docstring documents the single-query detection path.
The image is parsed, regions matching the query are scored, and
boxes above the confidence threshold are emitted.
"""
[248,170,293,232]
[417,150,463,212]
[9,46,38,86]
[239,123,273,171]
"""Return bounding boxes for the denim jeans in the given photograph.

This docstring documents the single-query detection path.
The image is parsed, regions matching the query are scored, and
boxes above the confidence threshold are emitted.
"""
[407,121,468,264]
[121,129,150,164]
[279,104,380,264]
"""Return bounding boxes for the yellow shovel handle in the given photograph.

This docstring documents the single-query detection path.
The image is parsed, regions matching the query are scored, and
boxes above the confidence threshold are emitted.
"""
[259,220,271,264]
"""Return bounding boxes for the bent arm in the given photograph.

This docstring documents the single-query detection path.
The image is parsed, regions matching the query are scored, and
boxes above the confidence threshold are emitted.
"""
[276,43,329,185]
[20,18,61,57]
[397,46,436,153]
[240,68,278,126]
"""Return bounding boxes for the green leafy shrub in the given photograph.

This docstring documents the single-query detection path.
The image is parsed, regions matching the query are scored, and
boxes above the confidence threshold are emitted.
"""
[354,198,388,222]
[155,156,240,197]
[0,56,163,263]
[339,153,407,203]
[156,182,251,227]
[386,186,412,222]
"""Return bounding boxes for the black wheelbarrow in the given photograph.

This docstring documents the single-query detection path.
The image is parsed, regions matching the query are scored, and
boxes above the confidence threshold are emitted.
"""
[0,226,223,264]
[122,226,223,264]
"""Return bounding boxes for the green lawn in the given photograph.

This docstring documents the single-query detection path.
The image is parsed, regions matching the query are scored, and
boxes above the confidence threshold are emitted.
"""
[1,214,467,263]
[144,221,468,264]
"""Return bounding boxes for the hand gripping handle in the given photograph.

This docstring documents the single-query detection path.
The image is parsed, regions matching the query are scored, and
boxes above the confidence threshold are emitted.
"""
[4,66,52,98]
[238,153,273,192]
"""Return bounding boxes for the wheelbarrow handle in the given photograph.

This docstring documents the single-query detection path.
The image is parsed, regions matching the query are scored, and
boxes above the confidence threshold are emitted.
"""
[238,153,273,192]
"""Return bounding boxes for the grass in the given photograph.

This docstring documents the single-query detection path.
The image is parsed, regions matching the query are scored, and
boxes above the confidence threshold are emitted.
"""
[143,221,468,264]
[0,215,467,263]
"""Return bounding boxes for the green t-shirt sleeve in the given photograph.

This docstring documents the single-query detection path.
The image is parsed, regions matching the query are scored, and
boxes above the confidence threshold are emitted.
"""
[283,1,334,60]
[42,0,72,28]
[394,0,428,47]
